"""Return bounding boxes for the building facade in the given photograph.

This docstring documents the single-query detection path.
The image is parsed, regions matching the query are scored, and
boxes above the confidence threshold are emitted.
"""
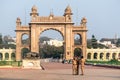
[0,48,120,61]
[0,48,15,61]
[43,39,63,47]
[87,48,120,61]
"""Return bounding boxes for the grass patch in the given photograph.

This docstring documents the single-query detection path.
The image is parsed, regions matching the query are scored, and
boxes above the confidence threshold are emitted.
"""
[0,61,22,67]
[86,59,120,65]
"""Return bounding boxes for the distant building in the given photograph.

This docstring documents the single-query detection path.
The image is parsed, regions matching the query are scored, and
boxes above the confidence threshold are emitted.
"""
[8,41,16,45]
[98,38,117,48]
[43,39,63,47]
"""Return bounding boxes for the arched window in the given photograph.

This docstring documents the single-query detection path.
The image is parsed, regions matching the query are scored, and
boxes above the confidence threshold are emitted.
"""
[100,53,104,60]
[21,48,30,59]
[94,53,97,59]
[11,53,15,60]
[21,34,29,45]
[39,29,64,59]
[112,53,116,59]
[74,34,82,45]
[74,48,82,58]
[5,53,9,60]
[0,53,2,60]
[87,53,91,59]
[106,53,110,59]
[118,53,120,60]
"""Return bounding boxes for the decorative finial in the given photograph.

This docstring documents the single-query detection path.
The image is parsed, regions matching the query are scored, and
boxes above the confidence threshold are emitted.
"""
[30,5,39,17]
[32,5,37,13]
[16,17,21,26]
[81,17,87,26]
[49,9,54,18]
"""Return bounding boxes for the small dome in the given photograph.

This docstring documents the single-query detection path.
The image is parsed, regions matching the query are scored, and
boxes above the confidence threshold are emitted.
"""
[31,5,37,12]
[16,17,21,22]
[65,5,72,13]
[82,17,87,23]
[16,17,21,25]
[17,17,20,21]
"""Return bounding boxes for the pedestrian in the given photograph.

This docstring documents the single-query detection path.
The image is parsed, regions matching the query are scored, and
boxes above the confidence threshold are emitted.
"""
[80,56,85,75]
[72,57,79,75]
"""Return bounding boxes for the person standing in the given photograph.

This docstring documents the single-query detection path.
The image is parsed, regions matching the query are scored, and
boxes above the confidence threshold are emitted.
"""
[80,56,85,75]
[72,57,79,75]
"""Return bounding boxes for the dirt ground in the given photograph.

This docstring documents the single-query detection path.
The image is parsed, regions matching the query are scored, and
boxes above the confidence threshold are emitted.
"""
[0,62,120,80]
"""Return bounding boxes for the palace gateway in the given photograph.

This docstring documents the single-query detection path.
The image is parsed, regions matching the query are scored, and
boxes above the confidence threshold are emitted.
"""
[15,5,87,61]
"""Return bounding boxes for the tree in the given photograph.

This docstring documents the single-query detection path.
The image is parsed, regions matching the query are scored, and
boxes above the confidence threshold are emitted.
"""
[21,48,30,59]
[40,44,63,59]
[0,33,3,44]
[91,35,98,48]
[116,38,120,47]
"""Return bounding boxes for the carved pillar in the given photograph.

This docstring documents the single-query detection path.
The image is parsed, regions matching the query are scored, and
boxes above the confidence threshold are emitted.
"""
[16,33,22,61]
[30,24,39,53]
[97,53,99,61]
[2,53,5,60]
[109,52,112,60]
[9,53,11,61]
[65,25,72,60]
[91,52,94,60]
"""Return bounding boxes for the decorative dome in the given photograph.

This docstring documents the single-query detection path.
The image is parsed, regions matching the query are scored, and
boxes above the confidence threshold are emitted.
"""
[16,17,21,22]
[16,17,21,25]
[31,5,38,13]
[65,5,72,13]
[81,17,87,23]
[17,17,20,21]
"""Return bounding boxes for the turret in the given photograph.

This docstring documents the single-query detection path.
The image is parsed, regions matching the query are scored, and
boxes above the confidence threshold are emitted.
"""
[64,5,73,22]
[16,17,21,26]
[81,17,87,27]
[30,5,39,17]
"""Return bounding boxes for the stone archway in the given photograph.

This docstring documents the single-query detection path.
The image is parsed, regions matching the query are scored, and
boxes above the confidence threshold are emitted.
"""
[15,5,87,61]
[39,29,64,59]
[74,48,82,58]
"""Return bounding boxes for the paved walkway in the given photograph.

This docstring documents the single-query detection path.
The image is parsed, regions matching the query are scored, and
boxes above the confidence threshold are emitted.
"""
[0,62,120,80]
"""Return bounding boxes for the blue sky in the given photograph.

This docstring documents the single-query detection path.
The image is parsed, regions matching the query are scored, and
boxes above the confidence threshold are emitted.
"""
[0,0,120,40]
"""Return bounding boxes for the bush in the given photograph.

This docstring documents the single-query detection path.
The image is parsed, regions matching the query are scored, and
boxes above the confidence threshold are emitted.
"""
[0,61,22,66]
[86,59,120,65]
[108,59,120,65]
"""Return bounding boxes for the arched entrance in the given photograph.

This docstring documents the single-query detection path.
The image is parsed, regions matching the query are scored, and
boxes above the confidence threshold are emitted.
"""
[39,29,64,59]
[15,5,87,61]
[74,48,82,58]
[21,48,30,59]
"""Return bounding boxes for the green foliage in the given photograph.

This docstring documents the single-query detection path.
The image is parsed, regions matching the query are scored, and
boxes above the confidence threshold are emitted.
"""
[108,59,120,65]
[21,48,30,58]
[116,38,120,47]
[97,43,109,49]
[91,35,98,48]
[87,35,108,49]
[74,48,82,57]
[40,45,63,59]
[0,61,22,66]
[0,34,3,44]
[86,60,120,65]
[0,44,16,49]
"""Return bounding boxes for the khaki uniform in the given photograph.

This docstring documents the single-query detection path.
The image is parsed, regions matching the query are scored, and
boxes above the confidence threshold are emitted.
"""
[72,58,79,75]
[80,58,85,75]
